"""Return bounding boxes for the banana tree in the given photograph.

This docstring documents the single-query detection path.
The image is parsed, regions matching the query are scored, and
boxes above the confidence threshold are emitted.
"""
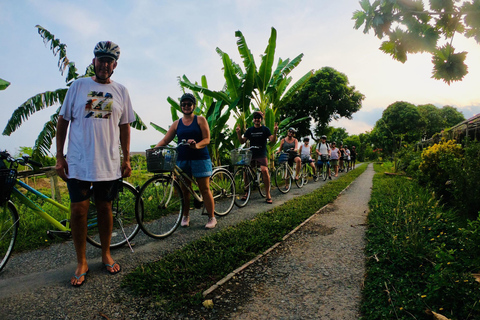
[151,75,237,166]
[2,25,147,161]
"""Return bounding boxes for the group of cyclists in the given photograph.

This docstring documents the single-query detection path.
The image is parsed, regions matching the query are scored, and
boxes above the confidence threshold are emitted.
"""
[4,40,358,287]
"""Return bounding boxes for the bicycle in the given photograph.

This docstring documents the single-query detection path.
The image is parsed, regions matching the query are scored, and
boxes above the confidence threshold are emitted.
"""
[135,140,235,239]
[274,151,303,194]
[0,150,140,272]
[316,155,331,181]
[299,155,317,186]
[231,147,269,208]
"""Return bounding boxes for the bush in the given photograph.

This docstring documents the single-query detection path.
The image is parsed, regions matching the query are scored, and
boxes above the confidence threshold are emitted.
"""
[418,140,463,203]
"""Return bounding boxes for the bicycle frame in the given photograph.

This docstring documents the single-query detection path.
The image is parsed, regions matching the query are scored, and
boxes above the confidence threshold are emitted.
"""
[10,178,71,232]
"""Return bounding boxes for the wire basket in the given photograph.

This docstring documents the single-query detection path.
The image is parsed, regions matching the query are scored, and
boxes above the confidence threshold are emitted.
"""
[276,152,289,164]
[0,169,17,206]
[230,149,252,166]
[146,147,178,173]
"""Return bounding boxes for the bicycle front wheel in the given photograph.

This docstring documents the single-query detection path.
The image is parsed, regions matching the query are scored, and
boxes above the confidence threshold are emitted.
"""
[135,176,183,239]
[275,164,291,194]
[233,167,251,208]
[0,201,19,272]
[295,165,304,188]
[257,169,267,198]
[301,164,309,186]
[87,181,140,249]
[322,164,328,181]
[210,168,235,216]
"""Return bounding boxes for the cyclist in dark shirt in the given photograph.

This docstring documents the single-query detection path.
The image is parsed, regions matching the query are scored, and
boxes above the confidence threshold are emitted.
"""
[236,110,278,204]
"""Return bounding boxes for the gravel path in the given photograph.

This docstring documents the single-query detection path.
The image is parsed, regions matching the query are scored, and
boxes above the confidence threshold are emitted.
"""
[0,163,371,319]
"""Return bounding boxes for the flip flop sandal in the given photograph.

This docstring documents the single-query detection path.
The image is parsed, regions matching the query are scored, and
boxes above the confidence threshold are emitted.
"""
[266,198,273,204]
[104,262,121,275]
[72,270,89,287]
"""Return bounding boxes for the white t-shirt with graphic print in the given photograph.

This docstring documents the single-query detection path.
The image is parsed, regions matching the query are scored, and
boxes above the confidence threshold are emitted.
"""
[59,77,135,181]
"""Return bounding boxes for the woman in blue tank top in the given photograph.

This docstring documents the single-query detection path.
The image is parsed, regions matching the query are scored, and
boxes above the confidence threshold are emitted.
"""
[155,93,217,229]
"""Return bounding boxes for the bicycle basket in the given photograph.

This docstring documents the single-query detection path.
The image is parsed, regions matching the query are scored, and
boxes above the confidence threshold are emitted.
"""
[230,149,252,166]
[277,153,289,164]
[146,147,178,173]
[0,169,17,206]
[320,155,330,161]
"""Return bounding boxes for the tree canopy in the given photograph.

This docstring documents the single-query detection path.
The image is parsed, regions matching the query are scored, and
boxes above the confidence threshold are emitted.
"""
[280,67,364,138]
[353,0,480,84]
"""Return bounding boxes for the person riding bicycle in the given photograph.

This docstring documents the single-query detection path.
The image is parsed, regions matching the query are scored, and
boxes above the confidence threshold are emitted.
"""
[344,145,351,170]
[154,93,217,229]
[330,141,340,177]
[315,135,332,180]
[299,137,316,178]
[277,127,301,180]
[350,145,357,169]
[236,110,278,204]
[339,143,345,172]
[56,41,134,287]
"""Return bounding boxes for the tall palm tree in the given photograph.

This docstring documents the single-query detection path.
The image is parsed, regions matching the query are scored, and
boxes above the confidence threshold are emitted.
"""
[2,25,146,160]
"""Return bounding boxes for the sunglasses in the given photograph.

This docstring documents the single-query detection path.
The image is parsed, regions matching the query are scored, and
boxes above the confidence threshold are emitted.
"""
[181,102,193,108]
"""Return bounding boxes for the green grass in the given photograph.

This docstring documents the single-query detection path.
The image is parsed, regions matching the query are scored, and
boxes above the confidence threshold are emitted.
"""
[362,163,480,319]
[122,164,368,311]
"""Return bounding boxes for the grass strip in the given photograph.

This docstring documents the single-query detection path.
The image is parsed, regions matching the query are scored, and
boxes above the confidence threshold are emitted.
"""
[122,164,368,310]
[362,163,480,319]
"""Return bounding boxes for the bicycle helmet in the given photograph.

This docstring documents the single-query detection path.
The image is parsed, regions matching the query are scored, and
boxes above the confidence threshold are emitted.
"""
[321,135,327,139]
[288,127,297,133]
[94,41,120,61]
[180,93,196,105]
[303,137,310,142]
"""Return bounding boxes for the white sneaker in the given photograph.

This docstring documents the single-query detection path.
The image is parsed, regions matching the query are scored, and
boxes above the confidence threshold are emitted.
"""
[205,217,217,229]
[181,216,190,227]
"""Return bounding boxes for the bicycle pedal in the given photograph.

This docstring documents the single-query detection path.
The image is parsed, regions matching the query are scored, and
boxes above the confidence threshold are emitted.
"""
[46,230,71,240]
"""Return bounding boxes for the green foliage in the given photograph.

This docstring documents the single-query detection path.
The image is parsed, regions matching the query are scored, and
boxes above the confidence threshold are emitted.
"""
[0,78,11,90]
[363,164,480,319]
[122,165,368,312]
[281,67,364,138]
[353,0,480,83]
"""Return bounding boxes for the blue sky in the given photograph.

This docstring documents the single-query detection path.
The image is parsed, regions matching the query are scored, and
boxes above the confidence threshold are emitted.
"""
[1,0,480,154]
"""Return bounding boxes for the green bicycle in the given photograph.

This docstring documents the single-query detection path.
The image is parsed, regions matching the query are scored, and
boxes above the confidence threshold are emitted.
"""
[0,150,140,272]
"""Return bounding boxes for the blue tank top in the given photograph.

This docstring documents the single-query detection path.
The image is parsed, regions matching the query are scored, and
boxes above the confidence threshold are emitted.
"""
[176,116,210,160]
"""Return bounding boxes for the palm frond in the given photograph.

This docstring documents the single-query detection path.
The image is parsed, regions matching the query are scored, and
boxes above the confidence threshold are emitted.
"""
[35,25,78,82]
[235,30,257,72]
[258,27,277,92]
[32,107,61,160]
[0,78,10,90]
[130,111,148,130]
[2,88,67,136]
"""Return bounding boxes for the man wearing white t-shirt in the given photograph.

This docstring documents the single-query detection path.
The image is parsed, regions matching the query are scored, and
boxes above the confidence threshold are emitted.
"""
[55,41,135,287]
[315,135,332,180]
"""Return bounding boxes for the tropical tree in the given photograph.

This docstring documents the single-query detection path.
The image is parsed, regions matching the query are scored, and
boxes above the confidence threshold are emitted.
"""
[353,0,480,84]
[417,103,445,139]
[151,75,237,166]
[440,105,465,127]
[177,27,312,164]
[0,78,10,91]
[2,25,146,161]
[281,67,365,138]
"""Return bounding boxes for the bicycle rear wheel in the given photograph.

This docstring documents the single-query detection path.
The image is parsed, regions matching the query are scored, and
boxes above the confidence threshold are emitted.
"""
[87,181,140,249]
[275,164,291,193]
[0,201,19,272]
[135,176,183,239]
[210,168,235,216]
[233,167,251,208]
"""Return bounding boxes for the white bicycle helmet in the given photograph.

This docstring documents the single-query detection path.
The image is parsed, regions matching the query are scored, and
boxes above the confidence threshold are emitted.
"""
[94,41,120,61]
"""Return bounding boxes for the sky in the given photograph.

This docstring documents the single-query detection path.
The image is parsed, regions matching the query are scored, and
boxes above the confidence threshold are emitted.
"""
[1,0,480,155]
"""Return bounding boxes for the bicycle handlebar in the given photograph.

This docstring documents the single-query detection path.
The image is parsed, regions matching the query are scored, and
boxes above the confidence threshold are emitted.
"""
[0,150,43,168]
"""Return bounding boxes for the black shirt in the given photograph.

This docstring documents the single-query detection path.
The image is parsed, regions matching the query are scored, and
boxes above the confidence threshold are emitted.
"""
[244,126,272,159]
